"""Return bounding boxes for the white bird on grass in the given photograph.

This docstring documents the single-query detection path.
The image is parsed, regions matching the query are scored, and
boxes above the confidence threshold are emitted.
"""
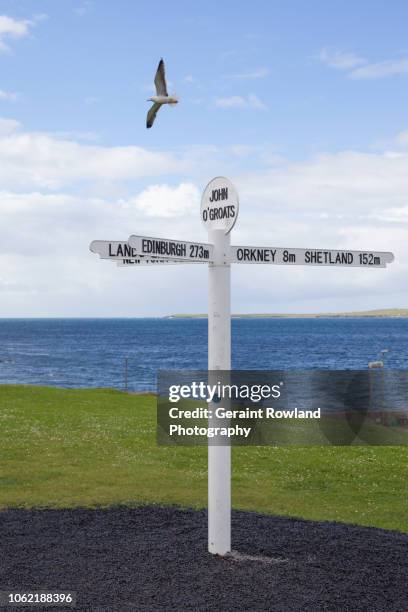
[146,58,178,128]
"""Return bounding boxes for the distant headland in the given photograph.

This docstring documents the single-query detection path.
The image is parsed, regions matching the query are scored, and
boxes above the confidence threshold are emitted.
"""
[165,309,408,319]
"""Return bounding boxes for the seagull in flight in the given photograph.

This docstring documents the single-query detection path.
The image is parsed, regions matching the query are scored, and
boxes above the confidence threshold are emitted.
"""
[146,59,178,128]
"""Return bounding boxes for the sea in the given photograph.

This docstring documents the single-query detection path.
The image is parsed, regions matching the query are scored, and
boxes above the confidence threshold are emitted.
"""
[0,317,407,392]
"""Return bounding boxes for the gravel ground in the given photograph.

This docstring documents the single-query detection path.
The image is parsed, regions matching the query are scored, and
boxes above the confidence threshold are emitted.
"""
[0,506,407,611]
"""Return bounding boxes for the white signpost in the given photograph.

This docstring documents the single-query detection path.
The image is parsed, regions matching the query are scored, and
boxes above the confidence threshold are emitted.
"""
[90,176,395,557]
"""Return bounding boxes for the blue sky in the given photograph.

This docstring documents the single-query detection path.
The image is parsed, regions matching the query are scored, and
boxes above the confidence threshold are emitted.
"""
[2,1,408,155]
[0,1,407,315]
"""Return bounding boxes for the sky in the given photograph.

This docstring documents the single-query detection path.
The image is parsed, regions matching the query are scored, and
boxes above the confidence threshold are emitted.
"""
[0,0,407,316]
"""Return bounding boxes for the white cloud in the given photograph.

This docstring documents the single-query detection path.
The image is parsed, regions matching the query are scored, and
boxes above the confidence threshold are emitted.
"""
[226,150,408,312]
[216,96,245,108]
[319,48,366,70]
[226,67,269,79]
[377,129,408,151]
[238,151,408,221]
[247,94,267,110]
[350,57,408,79]
[84,96,99,105]
[319,48,408,80]
[228,144,257,157]
[1,141,406,315]
[0,15,33,52]
[125,183,200,218]
[394,130,408,148]
[0,118,190,190]
[0,117,21,135]
[0,185,209,315]
[0,186,204,261]
[0,89,18,101]
[75,3,92,17]
[0,120,406,314]
[49,130,100,142]
[215,94,267,110]
[32,14,48,24]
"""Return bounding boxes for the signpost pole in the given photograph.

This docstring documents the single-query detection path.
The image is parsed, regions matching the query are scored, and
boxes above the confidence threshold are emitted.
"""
[208,229,231,555]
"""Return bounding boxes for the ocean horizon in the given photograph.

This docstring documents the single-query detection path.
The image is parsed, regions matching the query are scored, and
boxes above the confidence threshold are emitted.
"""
[0,317,406,392]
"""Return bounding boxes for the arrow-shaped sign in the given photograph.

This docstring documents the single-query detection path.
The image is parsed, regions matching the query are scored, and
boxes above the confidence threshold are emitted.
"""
[230,246,394,268]
[128,235,214,262]
[90,240,142,259]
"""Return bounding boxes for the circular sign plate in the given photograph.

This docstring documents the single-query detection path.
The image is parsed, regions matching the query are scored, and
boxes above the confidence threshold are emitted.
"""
[200,176,239,234]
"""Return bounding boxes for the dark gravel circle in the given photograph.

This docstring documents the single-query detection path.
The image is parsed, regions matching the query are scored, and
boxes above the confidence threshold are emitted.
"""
[0,506,407,611]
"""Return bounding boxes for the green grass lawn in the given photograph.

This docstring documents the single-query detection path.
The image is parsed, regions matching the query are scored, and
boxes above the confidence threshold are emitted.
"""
[0,385,407,532]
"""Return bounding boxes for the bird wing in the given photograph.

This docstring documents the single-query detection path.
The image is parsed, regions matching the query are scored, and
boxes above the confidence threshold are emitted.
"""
[146,102,161,128]
[154,59,168,96]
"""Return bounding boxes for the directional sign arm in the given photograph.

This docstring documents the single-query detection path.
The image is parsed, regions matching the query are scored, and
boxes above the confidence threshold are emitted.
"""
[230,246,394,268]
[90,240,141,259]
[128,235,214,262]
[90,240,204,263]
